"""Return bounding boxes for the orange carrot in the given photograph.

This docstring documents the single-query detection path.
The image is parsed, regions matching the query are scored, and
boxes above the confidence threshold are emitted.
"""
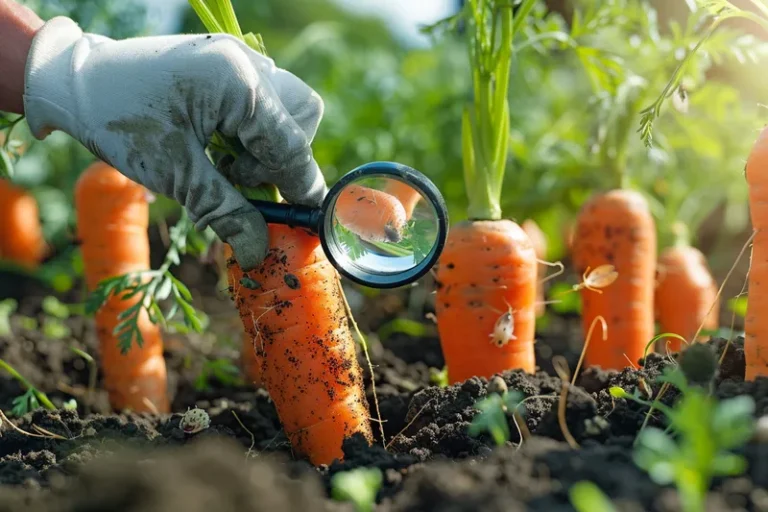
[435,220,538,383]
[434,3,539,383]
[384,180,422,219]
[654,223,719,352]
[571,189,657,370]
[226,223,373,464]
[334,184,407,243]
[75,161,169,413]
[522,218,547,317]
[0,179,46,269]
[745,126,768,380]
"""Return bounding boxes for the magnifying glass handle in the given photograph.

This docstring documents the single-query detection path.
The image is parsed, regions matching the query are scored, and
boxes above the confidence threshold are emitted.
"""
[247,200,322,233]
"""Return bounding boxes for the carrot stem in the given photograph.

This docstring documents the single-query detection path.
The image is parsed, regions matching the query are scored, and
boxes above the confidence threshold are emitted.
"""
[462,0,523,221]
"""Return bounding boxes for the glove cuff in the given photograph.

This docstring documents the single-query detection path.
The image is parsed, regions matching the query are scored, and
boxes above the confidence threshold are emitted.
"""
[23,16,85,140]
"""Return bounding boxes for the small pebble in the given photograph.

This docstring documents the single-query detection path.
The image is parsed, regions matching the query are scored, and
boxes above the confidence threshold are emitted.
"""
[487,376,508,396]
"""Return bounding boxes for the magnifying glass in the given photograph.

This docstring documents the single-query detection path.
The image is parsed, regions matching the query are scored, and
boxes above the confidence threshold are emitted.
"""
[246,161,448,288]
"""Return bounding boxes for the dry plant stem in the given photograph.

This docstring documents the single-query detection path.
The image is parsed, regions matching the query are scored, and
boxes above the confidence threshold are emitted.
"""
[633,382,670,447]
[537,259,565,285]
[721,279,748,366]
[338,276,385,446]
[572,315,607,386]
[552,355,580,449]
[231,410,256,458]
[692,230,754,343]
[385,398,434,450]
[513,410,531,441]
[0,408,64,439]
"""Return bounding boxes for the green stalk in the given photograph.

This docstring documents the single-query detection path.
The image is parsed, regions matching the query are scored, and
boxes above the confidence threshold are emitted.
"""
[188,0,277,203]
[462,0,518,221]
[0,359,56,411]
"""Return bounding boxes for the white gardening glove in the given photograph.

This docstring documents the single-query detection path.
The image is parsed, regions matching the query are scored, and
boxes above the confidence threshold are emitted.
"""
[23,17,327,270]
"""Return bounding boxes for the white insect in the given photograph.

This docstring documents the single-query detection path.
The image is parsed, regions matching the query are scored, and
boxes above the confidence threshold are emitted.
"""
[180,407,210,434]
[489,303,516,348]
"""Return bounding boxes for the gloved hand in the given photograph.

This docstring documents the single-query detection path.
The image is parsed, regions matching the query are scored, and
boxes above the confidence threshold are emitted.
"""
[23,16,327,270]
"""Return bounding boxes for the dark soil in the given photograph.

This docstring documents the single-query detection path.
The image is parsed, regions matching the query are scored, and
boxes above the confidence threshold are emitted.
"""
[0,285,766,512]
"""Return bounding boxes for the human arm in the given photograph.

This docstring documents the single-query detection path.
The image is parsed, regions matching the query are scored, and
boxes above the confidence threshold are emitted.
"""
[0,0,43,113]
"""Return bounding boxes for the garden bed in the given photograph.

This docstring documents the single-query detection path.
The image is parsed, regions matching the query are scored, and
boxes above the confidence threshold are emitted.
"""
[0,298,764,512]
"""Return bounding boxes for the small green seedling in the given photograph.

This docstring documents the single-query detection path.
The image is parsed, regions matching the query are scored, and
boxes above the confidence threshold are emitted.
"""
[569,481,617,512]
[611,349,755,512]
[0,359,55,417]
[429,366,449,388]
[330,467,383,512]
[85,212,208,354]
[468,378,525,446]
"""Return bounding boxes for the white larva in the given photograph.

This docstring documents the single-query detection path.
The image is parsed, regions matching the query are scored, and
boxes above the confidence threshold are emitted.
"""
[489,310,516,347]
[180,407,210,434]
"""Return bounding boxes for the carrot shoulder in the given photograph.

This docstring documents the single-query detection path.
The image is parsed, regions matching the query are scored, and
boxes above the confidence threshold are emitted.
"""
[0,179,46,269]
[571,189,656,370]
[226,224,373,464]
[334,184,407,243]
[435,220,537,383]
[745,126,768,380]
[655,243,719,352]
[75,162,169,413]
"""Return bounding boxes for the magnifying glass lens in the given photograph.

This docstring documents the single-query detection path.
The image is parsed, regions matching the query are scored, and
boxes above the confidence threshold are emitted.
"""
[328,175,440,278]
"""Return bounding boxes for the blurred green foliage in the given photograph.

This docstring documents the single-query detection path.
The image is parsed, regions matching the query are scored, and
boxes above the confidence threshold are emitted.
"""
[1,0,766,294]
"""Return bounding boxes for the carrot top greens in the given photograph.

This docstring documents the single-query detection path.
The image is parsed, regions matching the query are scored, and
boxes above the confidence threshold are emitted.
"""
[443,1,535,220]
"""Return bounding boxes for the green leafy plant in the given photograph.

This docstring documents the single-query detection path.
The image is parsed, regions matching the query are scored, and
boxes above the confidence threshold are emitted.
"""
[330,467,383,512]
[85,212,207,354]
[0,359,55,417]
[194,357,244,391]
[611,357,754,512]
[0,115,26,179]
[639,0,768,146]
[468,386,525,446]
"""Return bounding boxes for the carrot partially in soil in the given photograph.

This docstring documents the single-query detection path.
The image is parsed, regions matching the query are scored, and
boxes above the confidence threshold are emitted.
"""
[189,0,373,462]
[522,219,547,317]
[571,189,656,370]
[654,223,719,352]
[745,126,768,380]
[0,179,46,269]
[75,161,169,413]
[435,2,539,384]
[334,184,407,243]
[436,220,537,383]
[226,224,373,464]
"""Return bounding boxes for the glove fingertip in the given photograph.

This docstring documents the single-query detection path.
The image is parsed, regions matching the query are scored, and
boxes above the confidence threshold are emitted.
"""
[209,209,269,271]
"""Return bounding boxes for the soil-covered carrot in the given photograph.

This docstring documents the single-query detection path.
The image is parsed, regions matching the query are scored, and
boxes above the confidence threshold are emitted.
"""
[434,2,539,383]
[226,223,373,464]
[0,179,46,269]
[655,223,719,352]
[522,219,547,317]
[189,0,373,461]
[75,161,169,413]
[384,180,422,219]
[436,220,537,382]
[334,184,407,243]
[745,126,768,380]
[572,189,656,370]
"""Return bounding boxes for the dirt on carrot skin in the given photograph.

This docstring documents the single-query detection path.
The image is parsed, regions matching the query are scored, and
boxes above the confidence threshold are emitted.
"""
[1,296,768,512]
